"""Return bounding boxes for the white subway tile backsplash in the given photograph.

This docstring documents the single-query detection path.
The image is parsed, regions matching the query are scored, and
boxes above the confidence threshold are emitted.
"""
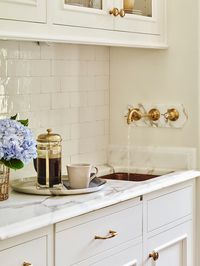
[29,60,51,77]
[51,92,70,109]
[95,76,109,90]
[0,41,109,178]
[19,42,40,60]
[79,106,95,122]
[95,46,110,61]
[88,90,105,106]
[9,94,30,113]
[0,41,19,59]
[70,92,87,107]
[0,95,9,113]
[41,77,60,93]
[7,60,31,77]
[61,77,80,92]
[79,45,95,61]
[30,93,51,111]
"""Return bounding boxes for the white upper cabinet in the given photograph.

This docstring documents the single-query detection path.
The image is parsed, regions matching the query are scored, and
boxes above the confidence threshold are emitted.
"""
[0,0,46,23]
[0,0,167,48]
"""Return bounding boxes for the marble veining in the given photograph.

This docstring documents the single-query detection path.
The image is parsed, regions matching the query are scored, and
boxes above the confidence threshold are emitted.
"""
[0,170,199,240]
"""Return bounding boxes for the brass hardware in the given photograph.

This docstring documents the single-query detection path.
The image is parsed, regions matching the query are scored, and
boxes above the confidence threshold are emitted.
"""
[109,7,119,16]
[149,251,159,261]
[126,108,160,124]
[95,230,118,240]
[126,108,142,124]
[164,108,179,121]
[119,9,125,17]
[148,108,160,121]
[23,262,33,266]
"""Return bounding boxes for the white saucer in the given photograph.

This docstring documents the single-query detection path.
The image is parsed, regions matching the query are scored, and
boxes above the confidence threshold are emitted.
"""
[11,176,107,196]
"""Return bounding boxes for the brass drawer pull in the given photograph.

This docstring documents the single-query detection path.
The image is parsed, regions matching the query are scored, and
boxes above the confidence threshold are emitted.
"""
[23,262,33,266]
[95,230,118,240]
[149,251,159,261]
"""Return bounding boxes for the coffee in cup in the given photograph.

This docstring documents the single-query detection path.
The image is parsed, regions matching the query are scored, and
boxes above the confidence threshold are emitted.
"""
[66,164,98,189]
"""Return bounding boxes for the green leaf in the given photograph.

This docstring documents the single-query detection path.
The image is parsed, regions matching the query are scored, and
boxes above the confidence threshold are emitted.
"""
[10,114,18,120]
[1,159,24,170]
[18,119,29,127]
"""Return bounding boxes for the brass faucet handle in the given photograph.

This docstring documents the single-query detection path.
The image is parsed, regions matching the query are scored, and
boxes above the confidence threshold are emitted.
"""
[164,108,179,121]
[148,108,160,121]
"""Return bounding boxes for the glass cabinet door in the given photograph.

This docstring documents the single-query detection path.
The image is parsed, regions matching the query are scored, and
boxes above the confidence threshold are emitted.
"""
[53,0,114,30]
[123,0,152,17]
[64,0,102,10]
[114,0,163,35]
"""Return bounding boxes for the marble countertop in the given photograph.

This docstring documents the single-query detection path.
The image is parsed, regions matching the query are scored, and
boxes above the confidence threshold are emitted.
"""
[0,170,200,241]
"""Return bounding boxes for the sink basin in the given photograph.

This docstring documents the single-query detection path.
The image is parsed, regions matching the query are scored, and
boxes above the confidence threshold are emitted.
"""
[101,172,159,182]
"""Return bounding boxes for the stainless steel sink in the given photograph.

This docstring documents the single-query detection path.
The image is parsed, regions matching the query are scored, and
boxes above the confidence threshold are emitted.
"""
[101,172,159,182]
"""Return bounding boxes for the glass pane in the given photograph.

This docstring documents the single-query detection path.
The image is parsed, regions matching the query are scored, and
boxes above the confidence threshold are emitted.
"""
[123,0,152,17]
[65,0,102,9]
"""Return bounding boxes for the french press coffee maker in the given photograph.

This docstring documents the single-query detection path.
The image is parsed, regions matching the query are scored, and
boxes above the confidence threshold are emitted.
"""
[35,129,62,188]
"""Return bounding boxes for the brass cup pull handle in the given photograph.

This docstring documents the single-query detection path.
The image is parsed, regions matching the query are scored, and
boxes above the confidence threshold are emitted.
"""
[149,251,159,261]
[95,230,118,240]
[109,8,119,16]
[23,262,33,266]
[119,9,125,17]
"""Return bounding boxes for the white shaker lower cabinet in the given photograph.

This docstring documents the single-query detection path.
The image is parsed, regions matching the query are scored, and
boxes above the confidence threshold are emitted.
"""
[0,179,195,266]
[146,222,192,266]
[0,226,54,266]
[55,198,143,266]
[143,181,194,266]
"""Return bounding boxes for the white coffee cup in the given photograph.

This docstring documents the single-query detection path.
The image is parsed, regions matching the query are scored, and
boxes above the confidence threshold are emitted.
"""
[66,164,98,189]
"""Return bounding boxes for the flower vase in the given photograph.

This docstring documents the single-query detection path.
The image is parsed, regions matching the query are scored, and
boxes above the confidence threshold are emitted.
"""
[0,163,10,201]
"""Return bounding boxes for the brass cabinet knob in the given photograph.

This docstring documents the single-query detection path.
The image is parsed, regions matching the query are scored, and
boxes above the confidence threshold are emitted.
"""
[119,9,126,17]
[149,251,159,261]
[23,262,33,266]
[109,7,119,16]
[95,230,118,240]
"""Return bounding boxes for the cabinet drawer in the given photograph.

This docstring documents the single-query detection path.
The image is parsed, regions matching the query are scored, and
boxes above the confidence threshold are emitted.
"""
[55,203,142,266]
[147,186,192,232]
[76,240,142,266]
[0,236,47,266]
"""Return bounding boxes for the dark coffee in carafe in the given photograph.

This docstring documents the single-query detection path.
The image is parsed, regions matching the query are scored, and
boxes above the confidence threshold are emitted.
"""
[36,129,62,188]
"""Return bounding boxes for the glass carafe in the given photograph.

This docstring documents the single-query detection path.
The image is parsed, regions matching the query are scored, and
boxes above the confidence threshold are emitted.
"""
[36,129,62,188]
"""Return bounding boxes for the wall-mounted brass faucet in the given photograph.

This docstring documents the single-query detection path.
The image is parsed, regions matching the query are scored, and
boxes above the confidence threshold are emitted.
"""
[126,107,180,125]
[126,108,160,124]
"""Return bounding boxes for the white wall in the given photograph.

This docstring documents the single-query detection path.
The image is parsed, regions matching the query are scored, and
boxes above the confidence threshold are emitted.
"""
[110,0,198,149]
[0,41,110,178]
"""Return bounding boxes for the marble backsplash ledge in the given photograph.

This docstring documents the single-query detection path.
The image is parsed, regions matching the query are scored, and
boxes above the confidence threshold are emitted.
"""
[108,145,197,173]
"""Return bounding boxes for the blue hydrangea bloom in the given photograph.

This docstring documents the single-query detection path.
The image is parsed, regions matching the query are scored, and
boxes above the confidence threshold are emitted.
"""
[0,119,37,164]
